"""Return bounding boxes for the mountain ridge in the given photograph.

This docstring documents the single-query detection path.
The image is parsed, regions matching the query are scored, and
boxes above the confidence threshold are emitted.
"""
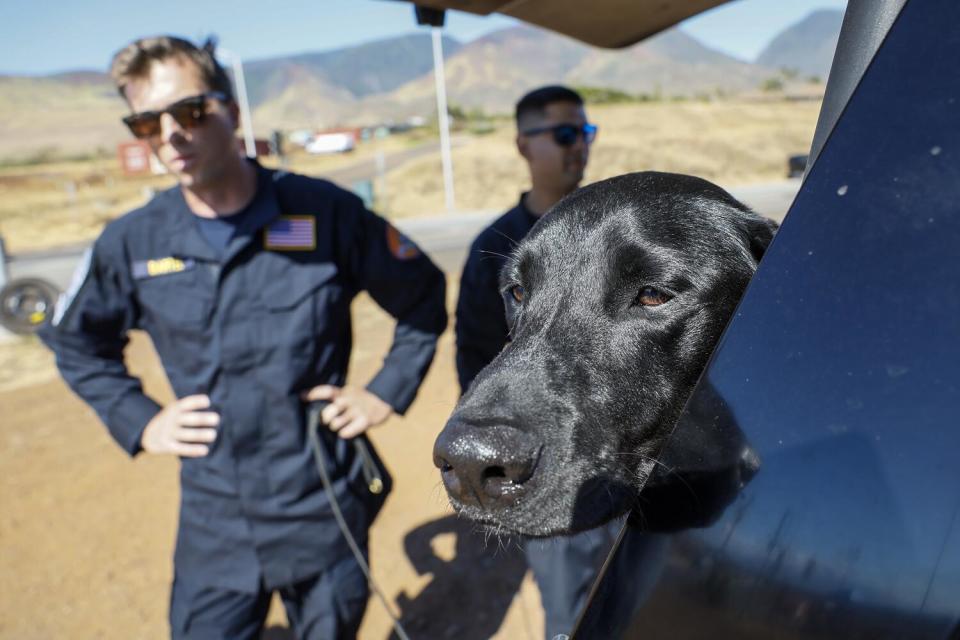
[756,9,844,80]
[0,11,843,160]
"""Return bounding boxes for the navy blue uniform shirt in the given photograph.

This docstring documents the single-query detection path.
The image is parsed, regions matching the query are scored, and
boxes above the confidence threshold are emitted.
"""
[40,163,447,593]
[455,194,539,392]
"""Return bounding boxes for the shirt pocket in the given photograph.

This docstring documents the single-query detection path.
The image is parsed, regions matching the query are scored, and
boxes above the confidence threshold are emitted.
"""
[136,267,212,328]
[261,262,339,313]
[258,261,346,376]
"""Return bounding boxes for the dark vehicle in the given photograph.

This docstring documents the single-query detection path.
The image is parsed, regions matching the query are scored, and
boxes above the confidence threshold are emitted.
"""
[404,0,959,638]
[788,153,808,178]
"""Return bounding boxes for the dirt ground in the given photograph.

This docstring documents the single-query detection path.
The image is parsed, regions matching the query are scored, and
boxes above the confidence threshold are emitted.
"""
[0,283,550,639]
[381,99,820,219]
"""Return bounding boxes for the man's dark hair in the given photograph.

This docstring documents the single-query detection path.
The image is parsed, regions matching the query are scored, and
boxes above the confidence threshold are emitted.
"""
[515,85,584,127]
[109,35,234,102]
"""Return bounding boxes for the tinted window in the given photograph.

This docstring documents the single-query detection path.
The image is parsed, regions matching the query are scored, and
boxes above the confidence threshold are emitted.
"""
[574,0,960,638]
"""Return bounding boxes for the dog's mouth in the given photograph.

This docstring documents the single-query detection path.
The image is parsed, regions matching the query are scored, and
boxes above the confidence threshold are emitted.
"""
[440,452,638,537]
[452,475,636,537]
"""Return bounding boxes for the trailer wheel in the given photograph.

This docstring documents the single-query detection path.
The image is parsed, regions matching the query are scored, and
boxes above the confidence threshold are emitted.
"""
[0,278,60,335]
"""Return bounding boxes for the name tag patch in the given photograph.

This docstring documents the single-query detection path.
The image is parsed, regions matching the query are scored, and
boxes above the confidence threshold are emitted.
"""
[265,215,316,251]
[132,257,195,279]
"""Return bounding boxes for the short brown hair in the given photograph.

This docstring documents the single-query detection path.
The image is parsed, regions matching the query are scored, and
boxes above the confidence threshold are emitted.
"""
[109,35,234,101]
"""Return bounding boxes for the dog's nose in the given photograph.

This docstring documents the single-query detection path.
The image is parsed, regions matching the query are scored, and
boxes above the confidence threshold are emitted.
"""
[433,419,540,509]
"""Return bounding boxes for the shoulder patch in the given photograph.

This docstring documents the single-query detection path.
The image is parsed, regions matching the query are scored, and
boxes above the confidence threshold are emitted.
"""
[386,224,420,261]
[265,215,316,251]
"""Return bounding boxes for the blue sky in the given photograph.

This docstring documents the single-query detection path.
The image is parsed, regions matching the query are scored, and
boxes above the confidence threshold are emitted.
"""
[0,0,847,76]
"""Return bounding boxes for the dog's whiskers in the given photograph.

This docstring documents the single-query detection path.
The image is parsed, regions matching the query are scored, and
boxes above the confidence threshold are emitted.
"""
[611,450,679,478]
[477,249,512,261]
[609,450,706,519]
[490,227,522,248]
[627,456,704,516]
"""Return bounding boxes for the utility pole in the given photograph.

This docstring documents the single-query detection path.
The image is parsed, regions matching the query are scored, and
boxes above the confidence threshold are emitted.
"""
[218,47,257,159]
[416,6,455,212]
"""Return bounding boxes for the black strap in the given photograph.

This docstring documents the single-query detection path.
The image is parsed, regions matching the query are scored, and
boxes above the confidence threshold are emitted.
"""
[306,401,409,640]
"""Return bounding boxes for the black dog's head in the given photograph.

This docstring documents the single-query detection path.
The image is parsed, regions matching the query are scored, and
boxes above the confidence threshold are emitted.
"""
[435,172,777,537]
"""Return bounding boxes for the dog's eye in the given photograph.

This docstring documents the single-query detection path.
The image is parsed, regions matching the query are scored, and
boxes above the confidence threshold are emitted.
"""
[511,285,525,303]
[635,286,671,307]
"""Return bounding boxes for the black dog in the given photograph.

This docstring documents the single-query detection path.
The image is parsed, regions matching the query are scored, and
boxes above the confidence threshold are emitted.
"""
[434,172,777,537]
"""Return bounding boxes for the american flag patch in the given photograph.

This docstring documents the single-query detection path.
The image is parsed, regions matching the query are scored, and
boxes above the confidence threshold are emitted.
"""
[265,215,316,251]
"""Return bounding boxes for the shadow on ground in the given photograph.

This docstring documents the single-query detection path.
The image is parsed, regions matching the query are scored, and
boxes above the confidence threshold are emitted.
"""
[390,514,528,639]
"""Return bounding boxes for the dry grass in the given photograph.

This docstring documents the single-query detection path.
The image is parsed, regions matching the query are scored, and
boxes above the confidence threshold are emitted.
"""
[283,133,423,177]
[0,158,177,253]
[380,98,822,217]
[0,99,820,254]
[0,138,413,254]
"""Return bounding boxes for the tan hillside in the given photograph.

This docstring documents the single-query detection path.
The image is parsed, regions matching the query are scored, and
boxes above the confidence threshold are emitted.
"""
[251,71,356,131]
[371,26,782,121]
[0,99,819,254]
[0,75,128,162]
[369,27,584,122]
[568,30,771,96]
[380,99,822,218]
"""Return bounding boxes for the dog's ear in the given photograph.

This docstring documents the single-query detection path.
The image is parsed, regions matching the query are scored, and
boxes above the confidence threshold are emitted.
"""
[746,216,779,263]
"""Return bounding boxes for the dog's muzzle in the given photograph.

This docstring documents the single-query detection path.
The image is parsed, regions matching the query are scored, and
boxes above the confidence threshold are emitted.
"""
[433,419,541,512]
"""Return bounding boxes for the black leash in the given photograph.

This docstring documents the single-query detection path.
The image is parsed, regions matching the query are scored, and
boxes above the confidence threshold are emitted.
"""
[306,401,411,640]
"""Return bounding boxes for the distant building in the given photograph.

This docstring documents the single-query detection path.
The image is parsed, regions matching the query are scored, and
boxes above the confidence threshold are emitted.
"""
[250,138,272,157]
[117,141,166,176]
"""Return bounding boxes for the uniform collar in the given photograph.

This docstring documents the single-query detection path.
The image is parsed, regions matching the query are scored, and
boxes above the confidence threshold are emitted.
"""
[168,189,219,261]
[222,163,281,264]
[168,161,282,263]
[517,192,540,228]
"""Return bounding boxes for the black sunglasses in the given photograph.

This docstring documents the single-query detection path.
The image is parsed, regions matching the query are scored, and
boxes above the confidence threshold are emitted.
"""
[521,122,598,147]
[122,91,227,139]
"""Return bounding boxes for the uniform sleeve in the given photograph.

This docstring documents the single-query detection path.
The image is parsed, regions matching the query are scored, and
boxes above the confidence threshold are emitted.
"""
[339,196,447,414]
[455,237,510,394]
[37,239,161,456]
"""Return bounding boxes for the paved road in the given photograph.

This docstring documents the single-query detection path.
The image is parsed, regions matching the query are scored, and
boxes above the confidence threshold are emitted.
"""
[394,178,802,273]
[0,178,801,339]
[728,179,799,225]
[323,141,447,187]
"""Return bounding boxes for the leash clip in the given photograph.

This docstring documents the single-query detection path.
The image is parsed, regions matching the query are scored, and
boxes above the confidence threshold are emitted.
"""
[306,400,385,496]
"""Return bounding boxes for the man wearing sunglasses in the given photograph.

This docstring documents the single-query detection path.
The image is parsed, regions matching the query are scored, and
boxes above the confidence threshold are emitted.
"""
[39,36,447,639]
[455,86,616,639]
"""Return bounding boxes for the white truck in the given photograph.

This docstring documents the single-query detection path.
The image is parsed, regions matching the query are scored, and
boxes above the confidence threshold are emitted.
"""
[305,132,356,155]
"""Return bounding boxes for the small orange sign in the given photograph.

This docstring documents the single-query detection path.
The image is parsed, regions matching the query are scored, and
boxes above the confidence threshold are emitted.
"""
[117,141,152,176]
